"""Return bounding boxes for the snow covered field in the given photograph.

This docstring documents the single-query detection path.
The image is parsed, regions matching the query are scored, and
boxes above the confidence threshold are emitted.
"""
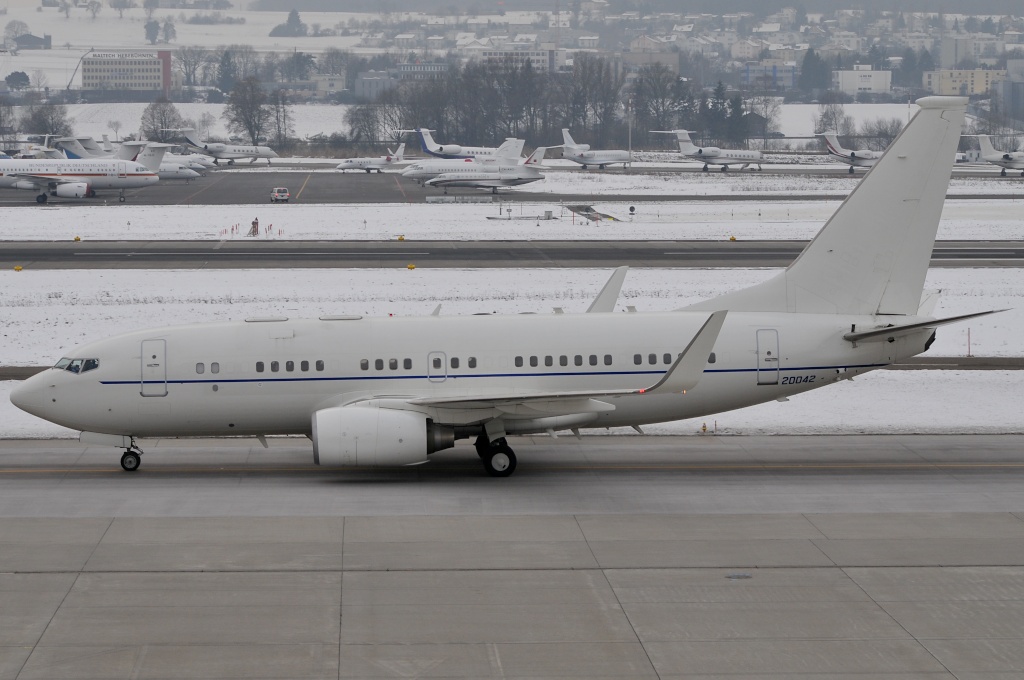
[4,197,1023,242]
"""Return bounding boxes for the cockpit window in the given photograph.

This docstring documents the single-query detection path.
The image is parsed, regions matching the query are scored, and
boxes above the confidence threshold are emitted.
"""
[54,358,99,374]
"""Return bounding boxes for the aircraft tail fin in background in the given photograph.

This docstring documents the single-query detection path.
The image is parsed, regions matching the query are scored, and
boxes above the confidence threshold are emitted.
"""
[561,129,577,148]
[178,128,205,149]
[977,134,998,157]
[101,134,114,153]
[54,138,90,160]
[686,96,967,317]
[116,141,147,162]
[393,143,405,161]
[417,128,437,152]
[522,146,551,165]
[821,133,846,157]
[496,138,524,158]
[136,143,171,172]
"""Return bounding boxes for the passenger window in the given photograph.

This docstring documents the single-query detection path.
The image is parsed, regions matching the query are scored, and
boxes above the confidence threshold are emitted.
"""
[360,359,368,370]
[560,355,568,366]
[211,362,219,374]
[316,360,324,371]
[433,357,442,369]
[404,358,412,369]
[664,354,672,364]
[389,358,398,370]
[634,354,642,365]
[300,361,308,372]
[589,355,597,366]
[196,363,205,374]
[648,354,656,365]
[545,356,553,367]
[515,356,523,368]
[256,361,264,373]
[530,356,538,367]
[451,357,459,369]
[271,361,279,372]
[604,355,612,365]
[708,352,716,364]
[375,359,384,370]
[286,361,294,372]
[574,355,583,366]
[468,357,477,369]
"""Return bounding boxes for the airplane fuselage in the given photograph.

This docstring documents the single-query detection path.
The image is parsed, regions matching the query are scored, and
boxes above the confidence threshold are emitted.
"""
[565,148,631,168]
[0,159,158,191]
[13,310,929,440]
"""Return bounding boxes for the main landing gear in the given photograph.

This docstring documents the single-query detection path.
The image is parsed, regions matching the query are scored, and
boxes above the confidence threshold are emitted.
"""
[118,188,126,203]
[120,440,144,472]
[35,193,47,204]
[475,436,517,477]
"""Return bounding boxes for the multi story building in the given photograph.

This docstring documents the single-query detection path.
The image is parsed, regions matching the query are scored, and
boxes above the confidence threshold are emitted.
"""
[923,69,1005,96]
[81,51,173,96]
[832,64,891,96]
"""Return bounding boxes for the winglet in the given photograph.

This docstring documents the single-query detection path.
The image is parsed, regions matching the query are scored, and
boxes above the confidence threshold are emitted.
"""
[642,311,726,395]
[587,266,628,313]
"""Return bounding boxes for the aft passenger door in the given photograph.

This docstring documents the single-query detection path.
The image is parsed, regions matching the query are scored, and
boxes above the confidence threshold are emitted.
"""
[756,329,779,386]
[140,339,167,396]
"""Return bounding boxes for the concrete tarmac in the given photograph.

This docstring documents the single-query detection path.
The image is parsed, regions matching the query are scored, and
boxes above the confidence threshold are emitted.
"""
[1,435,1023,679]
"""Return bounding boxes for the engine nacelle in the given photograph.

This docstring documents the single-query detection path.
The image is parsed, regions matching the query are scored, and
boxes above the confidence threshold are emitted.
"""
[696,147,721,156]
[436,144,463,155]
[12,181,38,191]
[311,406,454,467]
[851,150,872,158]
[54,182,90,198]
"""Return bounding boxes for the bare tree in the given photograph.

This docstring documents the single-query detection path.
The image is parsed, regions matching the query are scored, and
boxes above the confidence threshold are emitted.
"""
[267,89,293,149]
[4,20,30,44]
[108,0,136,20]
[58,0,72,19]
[859,117,904,151]
[175,46,208,87]
[198,111,216,140]
[224,77,270,145]
[140,98,185,142]
[87,0,102,19]
[19,100,73,137]
[747,93,782,149]
[107,119,122,141]
[813,101,856,138]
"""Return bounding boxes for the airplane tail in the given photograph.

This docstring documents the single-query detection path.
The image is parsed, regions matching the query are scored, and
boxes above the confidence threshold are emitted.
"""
[977,134,998,157]
[496,138,525,158]
[821,133,846,157]
[136,143,171,172]
[674,130,698,154]
[561,129,576,147]
[54,138,91,160]
[117,141,147,162]
[522,146,550,165]
[394,142,405,161]
[686,96,967,316]
[417,128,437,152]
[179,128,206,150]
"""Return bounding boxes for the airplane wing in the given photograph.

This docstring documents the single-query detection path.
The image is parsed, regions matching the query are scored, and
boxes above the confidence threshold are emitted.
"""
[406,311,727,412]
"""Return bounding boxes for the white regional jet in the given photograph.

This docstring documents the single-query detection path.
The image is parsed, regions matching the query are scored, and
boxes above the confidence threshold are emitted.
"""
[423,146,552,193]
[561,129,631,169]
[336,144,406,173]
[178,128,278,165]
[655,129,763,171]
[401,128,526,160]
[820,133,884,173]
[11,97,998,477]
[977,135,1024,177]
[0,155,158,203]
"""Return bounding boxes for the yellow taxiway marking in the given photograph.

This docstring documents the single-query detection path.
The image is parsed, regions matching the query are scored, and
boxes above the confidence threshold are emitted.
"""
[294,173,313,201]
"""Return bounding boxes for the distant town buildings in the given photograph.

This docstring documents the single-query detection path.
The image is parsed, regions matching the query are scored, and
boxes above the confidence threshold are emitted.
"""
[832,65,892,96]
[81,51,174,97]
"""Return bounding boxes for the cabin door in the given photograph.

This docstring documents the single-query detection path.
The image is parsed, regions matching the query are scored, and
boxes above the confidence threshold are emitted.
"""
[756,329,780,386]
[118,161,128,179]
[140,339,168,396]
[427,351,447,383]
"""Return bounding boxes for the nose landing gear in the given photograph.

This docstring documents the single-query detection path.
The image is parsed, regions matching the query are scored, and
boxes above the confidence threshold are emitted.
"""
[120,440,144,471]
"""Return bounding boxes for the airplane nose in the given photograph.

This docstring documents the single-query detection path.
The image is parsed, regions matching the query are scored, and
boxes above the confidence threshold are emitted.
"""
[10,374,46,417]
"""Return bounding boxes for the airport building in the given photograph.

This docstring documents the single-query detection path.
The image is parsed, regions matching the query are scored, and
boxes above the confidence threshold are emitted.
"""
[923,68,1006,96]
[80,50,174,97]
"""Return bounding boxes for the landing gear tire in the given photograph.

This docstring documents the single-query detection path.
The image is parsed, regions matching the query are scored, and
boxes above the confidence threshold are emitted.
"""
[36,193,47,204]
[849,166,855,174]
[702,164,709,172]
[476,436,517,477]
[1001,168,1007,177]
[118,196,126,203]
[120,451,141,472]
[721,165,729,172]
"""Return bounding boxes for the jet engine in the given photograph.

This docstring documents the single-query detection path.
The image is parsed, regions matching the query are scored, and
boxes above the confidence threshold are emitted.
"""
[12,181,38,191]
[53,182,91,198]
[436,145,463,155]
[311,406,455,466]
[695,147,721,156]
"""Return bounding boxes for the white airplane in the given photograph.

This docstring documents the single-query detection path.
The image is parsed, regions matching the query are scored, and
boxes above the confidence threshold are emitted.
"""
[177,128,278,165]
[654,129,763,171]
[102,135,215,172]
[401,140,524,183]
[423,146,552,194]
[561,129,631,169]
[0,155,158,203]
[977,135,1024,177]
[115,142,201,182]
[400,128,526,160]
[11,97,997,477]
[820,133,884,174]
[336,144,406,173]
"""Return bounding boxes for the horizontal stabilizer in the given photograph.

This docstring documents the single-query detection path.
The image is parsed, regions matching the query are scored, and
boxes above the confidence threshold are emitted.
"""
[843,310,1005,343]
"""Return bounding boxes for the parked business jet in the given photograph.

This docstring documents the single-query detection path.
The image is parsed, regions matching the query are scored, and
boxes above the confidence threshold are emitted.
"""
[336,144,406,173]
[401,128,526,160]
[175,128,278,165]
[820,133,884,173]
[401,141,524,183]
[654,129,763,171]
[115,142,201,182]
[101,134,214,172]
[561,129,631,169]
[423,146,552,193]
[977,135,1024,176]
[11,97,996,477]
[0,156,159,203]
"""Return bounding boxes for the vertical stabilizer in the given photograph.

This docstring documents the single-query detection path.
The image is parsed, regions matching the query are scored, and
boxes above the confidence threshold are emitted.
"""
[179,128,205,149]
[417,129,437,152]
[674,130,698,153]
[977,134,998,157]
[393,143,405,161]
[685,96,967,316]
[562,129,576,147]
[496,138,525,158]
[117,141,147,161]
[136,143,171,172]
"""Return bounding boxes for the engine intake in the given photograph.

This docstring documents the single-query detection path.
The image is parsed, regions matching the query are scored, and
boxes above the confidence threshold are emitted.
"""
[54,182,90,198]
[311,406,454,467]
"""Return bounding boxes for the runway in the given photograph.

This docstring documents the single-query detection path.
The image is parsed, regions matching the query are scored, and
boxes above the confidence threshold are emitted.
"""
[5,238,1024,269]
[0,167,1022,206]
[1,435,1023,678]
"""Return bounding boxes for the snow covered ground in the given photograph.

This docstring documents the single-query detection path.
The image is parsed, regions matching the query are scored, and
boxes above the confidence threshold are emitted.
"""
[4,196,1023,242]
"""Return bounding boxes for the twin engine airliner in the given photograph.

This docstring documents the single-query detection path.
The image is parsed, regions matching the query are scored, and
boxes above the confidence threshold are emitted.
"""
[977,134,1024,176]
[820,133,885,173]
[336,144,406,173]
[11,97,997,478]
[655,129,763,171]
[561,129,631,169]
[0,156,158,203]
